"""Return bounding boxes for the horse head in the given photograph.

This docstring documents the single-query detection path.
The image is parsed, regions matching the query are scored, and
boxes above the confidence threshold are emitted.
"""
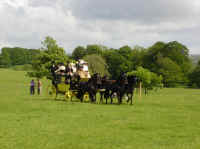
[90,73,102,85]
[127,75,137,85]
[118,72,128,85]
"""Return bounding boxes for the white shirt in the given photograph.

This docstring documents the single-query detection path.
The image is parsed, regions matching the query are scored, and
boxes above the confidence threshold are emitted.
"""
[83,65,88,71]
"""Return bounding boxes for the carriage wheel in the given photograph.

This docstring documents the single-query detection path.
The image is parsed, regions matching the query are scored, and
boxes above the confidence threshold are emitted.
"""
[46,84,57,99]
[69,90,78,102]
[65,90,72,101]
[83,92,89,102]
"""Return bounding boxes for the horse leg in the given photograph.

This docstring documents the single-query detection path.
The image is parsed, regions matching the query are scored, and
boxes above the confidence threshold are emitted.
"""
[128,93,133,105]
[79,92,84,102]
[116,92,121,105]
[126,93,130,103]
[110,91,114,104]
[80,95,83,102]
[104,90,109,104]
[130,93,133,105]
[104,91,108,104]
[117,96,121,105]
[89,93,94,103]
[100,92,103,104]
[55,90,58,100]
[94,92,97,103]
[120,95,122,104]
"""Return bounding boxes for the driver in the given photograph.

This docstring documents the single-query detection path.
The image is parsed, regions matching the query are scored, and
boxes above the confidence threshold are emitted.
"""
[55,63,66,75]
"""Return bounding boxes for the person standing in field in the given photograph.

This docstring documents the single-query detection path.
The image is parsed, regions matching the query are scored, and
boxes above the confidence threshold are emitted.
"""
[37,79,42,95]
[30,79,35,95]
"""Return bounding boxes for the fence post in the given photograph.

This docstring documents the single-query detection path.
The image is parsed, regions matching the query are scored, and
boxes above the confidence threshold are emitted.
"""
[139,81,142,97]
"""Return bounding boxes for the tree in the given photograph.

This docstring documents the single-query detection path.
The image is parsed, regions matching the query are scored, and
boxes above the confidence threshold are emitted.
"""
[143,41,192,87]
[83,54,109,76]
[127,67,163,94]
[86,44,103,55]
[0,48,11,67]
[9,47,27,65]
[189,60,200,88]
[103,49,130,79]
[118,45,132,60]
[0,47,40,67]
[27,36,69,79]
[72,46,87,60]
[131,46,147,69]
[156,57,183,87]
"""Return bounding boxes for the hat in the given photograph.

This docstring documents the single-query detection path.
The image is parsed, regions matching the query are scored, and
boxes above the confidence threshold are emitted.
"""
[60,66,66,71]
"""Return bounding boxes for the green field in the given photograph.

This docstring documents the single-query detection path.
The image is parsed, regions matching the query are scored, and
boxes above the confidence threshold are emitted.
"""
[0,69,200,149]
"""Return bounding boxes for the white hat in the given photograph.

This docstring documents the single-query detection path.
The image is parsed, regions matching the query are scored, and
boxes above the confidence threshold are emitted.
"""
[60,66,66,71]
[79,59,85,64]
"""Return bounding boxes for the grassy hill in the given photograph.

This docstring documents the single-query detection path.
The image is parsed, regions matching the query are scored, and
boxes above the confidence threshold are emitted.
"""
[0,69,200,149]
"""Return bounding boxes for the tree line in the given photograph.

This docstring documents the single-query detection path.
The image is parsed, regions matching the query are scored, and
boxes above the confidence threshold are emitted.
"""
[0,47,40,67]
[0,36,200,88]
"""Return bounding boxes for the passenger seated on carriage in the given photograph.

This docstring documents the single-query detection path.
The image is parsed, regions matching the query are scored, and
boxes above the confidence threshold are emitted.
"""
[50,63,67,87]
[76,60,91,79]
[50,62,58,86]
[66,62,77,76]
[55,63,66,75]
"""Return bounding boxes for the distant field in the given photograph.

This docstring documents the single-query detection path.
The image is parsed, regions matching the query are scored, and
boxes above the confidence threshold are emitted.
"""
[0,69,200,149]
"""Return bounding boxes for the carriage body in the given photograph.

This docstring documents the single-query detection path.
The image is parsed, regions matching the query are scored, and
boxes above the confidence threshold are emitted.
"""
[47,76,72,99]
[47,59,92,101]
[47,73,90,101]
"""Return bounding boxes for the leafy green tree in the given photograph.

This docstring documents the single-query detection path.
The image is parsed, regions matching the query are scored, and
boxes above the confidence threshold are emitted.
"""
[72,46,87,60]
[156,57,183,87]
[27,36,68,79]
[103,49,130,79]
[163,41,190,65]
[131,46,147,69]
[0,48,11,67]
[127,67,152,88]
[189,60,200,88]
[83,54,109,76]
[9,47,27,65]
[0,47,40,67]
[86,44,103,55]
[127,67,163,94]
[143,41,166,72]
[143,41,192,87]
[118,45,132,60]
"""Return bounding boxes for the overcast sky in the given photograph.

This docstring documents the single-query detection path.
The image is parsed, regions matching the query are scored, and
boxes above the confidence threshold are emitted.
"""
[0,0,200,54]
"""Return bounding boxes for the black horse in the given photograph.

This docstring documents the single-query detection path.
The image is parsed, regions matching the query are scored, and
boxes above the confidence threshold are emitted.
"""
[125,75,138,105]
[99,75,114,104]
[76,73,101,103]
[113,72,128,104]
[100,73,128,104]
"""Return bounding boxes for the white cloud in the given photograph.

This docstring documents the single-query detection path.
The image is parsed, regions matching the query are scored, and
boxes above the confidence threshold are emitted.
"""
[0,0,200,54]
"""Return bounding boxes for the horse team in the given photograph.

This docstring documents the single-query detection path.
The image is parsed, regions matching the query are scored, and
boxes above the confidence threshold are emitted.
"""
[50,61,138,105]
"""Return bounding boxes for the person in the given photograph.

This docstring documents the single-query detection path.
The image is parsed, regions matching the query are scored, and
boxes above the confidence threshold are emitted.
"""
[50,62,58,87]
[54,63,66,84]
[83,63,89,71]
[55,63,66,75]
[37,79,42,95]
[30,79,35,95]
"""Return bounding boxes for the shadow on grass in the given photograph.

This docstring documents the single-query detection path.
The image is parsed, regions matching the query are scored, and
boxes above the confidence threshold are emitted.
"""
[27,94,136,106]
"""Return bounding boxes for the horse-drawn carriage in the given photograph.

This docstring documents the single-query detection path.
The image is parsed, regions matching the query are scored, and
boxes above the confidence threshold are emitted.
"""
[47,59,138,104]
[47,60,90,101]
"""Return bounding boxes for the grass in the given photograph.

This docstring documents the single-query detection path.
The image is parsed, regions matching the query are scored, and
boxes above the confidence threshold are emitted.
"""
[0,68,200,149]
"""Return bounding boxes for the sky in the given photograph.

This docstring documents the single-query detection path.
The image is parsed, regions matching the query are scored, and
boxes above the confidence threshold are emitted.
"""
[0,0,200,54]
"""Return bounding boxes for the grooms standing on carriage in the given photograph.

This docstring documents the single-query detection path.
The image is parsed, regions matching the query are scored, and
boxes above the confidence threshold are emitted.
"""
[76,59,91,79]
